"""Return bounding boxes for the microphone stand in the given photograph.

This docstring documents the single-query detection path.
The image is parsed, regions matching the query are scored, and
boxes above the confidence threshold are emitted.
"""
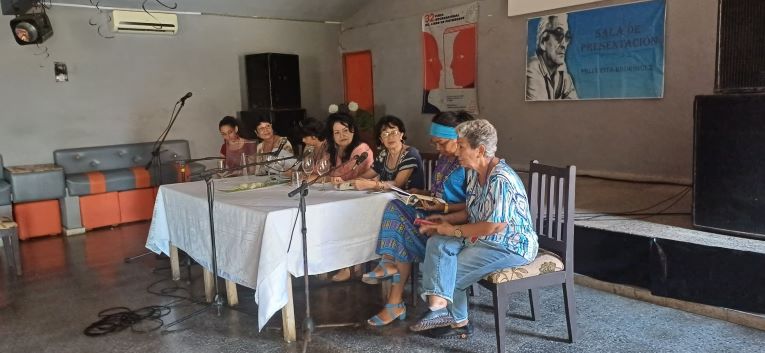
[286,160,361,349]
[125,96,188,264]
[163,155,297,331]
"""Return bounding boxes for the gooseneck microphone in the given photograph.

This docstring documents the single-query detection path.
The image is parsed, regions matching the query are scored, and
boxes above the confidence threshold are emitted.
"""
[179,92,192,104]
[351,151,369,171]
[272,137,288,157]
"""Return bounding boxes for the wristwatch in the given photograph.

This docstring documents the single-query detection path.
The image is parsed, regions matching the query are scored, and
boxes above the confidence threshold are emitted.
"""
[453,226,463,238]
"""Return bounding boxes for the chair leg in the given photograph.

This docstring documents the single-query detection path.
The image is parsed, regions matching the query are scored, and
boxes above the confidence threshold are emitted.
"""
[492,288,509,353]
[528,288,540,321]
[410,263,418,307]
[562,282,578,343]
[469,283,480,297]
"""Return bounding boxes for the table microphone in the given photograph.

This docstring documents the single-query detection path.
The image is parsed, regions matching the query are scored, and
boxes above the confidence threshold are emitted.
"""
[272,138,288,157]
[351,151,369,171]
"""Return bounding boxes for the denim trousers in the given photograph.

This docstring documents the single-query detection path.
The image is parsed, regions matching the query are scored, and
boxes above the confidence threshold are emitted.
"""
[420,235,530,322]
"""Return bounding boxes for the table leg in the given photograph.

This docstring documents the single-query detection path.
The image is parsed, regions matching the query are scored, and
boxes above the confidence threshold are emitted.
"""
[11,229,21,276]
[203,268,214,303]
[170,245,180,281]
[281,275,297,342]
[226,280,239,306]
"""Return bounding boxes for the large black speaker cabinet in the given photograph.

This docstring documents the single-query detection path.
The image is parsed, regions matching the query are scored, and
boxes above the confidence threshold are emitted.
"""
[693,94,765,239]
[245,53,301,109]
[240,108,306,148]
[715,0,765,93]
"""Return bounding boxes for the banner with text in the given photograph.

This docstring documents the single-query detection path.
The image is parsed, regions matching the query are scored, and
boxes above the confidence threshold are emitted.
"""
[422,2,479,114]
[525,0,665,101]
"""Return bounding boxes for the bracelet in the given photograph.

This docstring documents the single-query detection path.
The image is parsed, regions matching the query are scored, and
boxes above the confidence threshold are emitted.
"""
[377,181,385,191]
[443,203,449,214]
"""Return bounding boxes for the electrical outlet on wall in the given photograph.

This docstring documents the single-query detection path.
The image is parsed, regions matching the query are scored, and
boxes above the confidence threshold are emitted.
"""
[54,61,68,82]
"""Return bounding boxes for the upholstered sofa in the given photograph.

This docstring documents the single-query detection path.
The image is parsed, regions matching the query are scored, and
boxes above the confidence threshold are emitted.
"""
[0,155,10,207]
[0,155,11,220]
[54,140,204,232]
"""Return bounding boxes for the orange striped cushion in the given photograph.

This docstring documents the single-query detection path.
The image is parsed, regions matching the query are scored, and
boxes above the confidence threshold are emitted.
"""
[130,167,151,188]
[86,172,106,194]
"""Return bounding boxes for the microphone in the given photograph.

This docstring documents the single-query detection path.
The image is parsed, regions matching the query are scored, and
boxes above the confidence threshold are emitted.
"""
[351,151,369,171]
[179,92,192,104]
[272,138,288,157]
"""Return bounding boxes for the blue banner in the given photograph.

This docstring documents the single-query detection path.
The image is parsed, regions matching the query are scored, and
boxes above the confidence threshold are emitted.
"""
[525,0,665,101]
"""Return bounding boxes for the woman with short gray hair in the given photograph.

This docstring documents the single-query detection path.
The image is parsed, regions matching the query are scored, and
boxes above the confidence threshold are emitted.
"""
[410,119,538,339]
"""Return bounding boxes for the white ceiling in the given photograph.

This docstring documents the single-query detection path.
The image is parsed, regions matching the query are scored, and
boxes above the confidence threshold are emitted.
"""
[55,0,370,22]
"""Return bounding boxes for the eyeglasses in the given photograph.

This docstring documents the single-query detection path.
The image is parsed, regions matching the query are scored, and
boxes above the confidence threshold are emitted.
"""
[545,28,571,44]
[256,124,272,132]
[380,130,401,138]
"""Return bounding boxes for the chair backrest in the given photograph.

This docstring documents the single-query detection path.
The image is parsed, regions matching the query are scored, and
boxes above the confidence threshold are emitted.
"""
[527,160,576,271]
[421,152,439,191]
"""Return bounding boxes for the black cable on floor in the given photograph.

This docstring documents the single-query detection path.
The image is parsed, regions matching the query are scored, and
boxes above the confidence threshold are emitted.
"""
[575,187,691,222]
[83,305,171,336]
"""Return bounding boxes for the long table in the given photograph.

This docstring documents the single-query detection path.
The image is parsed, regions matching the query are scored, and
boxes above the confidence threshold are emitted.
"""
[145,176,394,340]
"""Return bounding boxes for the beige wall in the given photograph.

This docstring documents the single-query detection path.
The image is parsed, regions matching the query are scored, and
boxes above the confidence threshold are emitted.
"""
[342,0,716,183]
[0,7,343,166]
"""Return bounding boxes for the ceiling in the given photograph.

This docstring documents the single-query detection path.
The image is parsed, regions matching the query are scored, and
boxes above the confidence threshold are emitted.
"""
[55,0,370,22]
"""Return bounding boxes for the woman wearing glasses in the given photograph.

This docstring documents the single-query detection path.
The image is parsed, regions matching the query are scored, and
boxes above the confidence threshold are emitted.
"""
[252,115,294,176]
[362,111,474,326]
[352,115,425,192]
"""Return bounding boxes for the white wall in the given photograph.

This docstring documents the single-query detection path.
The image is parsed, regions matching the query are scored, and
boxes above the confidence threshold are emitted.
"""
[342,0,717,183]
[0,7,343,166]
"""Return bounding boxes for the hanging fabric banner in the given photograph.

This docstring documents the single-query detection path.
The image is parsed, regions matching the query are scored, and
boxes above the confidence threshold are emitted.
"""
[525,0,666,101]
[422,2,479,114]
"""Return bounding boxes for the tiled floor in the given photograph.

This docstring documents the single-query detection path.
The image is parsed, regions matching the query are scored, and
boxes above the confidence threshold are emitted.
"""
[2,220,764,353]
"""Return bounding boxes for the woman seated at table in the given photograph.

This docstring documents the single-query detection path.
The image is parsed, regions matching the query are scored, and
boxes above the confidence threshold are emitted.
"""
[324,112,374,282]
[409,119,538,339]
[326,112,373,183]
[352,115,425,192]
[219,116,257,176]
[297,117,329,177]
[361,111,474,326]
[251,115,294,176]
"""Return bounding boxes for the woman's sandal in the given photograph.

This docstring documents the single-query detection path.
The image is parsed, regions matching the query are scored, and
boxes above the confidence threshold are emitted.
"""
[367,302,407,326]
[361,258,400,285]
[331,267,352,282]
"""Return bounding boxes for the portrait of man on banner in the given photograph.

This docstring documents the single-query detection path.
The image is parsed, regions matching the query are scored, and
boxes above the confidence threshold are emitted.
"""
[526,14,578,100]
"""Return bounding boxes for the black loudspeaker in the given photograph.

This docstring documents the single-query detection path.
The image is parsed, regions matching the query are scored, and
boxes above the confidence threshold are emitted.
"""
[245,53,301,109]
[240,108,306,148]
[693,94,765,239]
[715,0,765,93]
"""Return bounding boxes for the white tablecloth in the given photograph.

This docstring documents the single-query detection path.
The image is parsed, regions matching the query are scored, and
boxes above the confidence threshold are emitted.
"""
[145,176,394,330]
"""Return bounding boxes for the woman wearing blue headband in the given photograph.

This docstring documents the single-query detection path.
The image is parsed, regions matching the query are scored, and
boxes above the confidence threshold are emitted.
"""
[363,111,474,326]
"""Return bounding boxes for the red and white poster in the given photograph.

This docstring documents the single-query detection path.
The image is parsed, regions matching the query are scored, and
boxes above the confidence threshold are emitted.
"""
[422,2,479,114]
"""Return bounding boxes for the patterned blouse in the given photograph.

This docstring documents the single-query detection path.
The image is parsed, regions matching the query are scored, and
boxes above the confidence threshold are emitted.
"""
[465,159,538,262]
[372,146,425,190]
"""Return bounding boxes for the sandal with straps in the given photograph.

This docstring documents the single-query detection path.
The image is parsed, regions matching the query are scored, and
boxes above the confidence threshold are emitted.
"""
[367,302,407,326]
[361,258,400,285]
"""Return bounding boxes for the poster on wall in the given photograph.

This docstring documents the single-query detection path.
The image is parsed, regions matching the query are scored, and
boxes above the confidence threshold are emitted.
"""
[422,2,479,114]
[525,0,665,101]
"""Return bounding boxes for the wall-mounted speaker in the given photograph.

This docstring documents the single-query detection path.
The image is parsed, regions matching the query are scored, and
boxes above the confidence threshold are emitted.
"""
[245,53,301,109]
[693,94,765,239]
[715,0,765,93]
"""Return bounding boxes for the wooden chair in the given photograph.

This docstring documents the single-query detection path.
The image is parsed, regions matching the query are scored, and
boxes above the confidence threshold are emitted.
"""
[478,160,578,352]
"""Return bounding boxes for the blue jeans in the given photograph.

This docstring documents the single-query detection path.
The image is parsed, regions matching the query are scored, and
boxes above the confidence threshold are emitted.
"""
[420,235,530,322]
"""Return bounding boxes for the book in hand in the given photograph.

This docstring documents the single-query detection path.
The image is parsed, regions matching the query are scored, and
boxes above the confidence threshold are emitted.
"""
[413,218,437,226]
[388,185,445,208]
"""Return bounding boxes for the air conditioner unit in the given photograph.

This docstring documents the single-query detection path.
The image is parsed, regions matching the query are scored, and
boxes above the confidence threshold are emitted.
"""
[111,10,178,35]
